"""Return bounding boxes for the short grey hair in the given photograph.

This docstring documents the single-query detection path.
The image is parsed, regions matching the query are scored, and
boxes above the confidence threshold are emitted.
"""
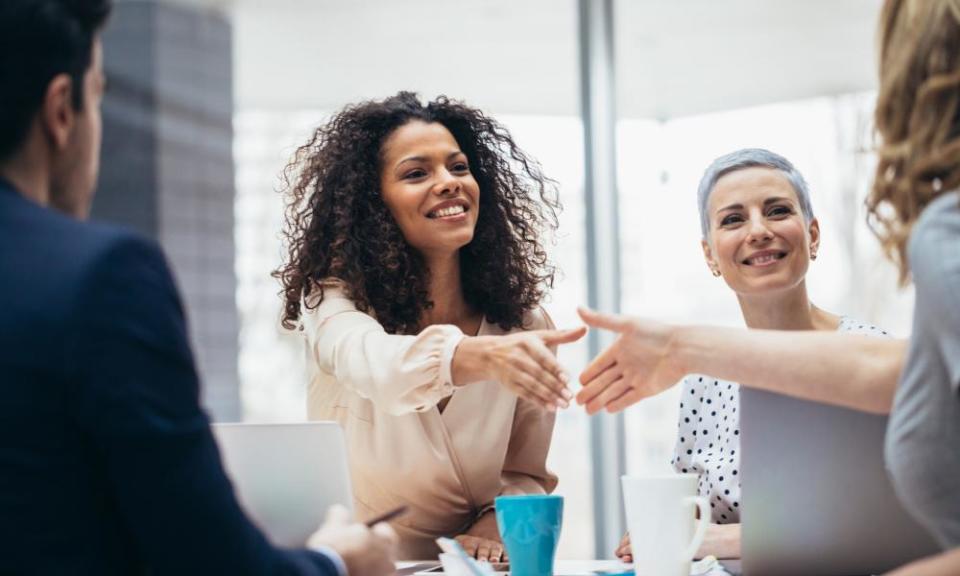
[697,148,814,238]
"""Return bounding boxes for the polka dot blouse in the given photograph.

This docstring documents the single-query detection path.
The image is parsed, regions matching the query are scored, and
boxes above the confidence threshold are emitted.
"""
[670,316,890,524]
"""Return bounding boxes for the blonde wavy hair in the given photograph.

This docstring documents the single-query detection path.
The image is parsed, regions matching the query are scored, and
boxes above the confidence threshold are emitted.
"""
[867,0,960,284]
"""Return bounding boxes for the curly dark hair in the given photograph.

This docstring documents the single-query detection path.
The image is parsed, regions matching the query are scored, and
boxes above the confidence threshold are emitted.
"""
[274,92,560,335]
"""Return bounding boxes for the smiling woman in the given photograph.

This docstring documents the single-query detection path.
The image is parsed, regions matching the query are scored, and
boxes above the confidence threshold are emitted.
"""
[273,92,586,560]
[614,148,891,562]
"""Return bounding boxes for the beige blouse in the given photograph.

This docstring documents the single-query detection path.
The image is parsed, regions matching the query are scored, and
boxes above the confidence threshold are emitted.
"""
[300,284,558,559]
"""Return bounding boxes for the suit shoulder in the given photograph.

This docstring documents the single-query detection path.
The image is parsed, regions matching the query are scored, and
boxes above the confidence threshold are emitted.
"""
[19,201,163,272]
[68,219,161,265]
[0,197,167,311]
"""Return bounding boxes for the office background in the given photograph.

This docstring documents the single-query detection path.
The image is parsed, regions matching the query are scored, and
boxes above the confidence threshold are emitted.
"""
[93,0,905,560]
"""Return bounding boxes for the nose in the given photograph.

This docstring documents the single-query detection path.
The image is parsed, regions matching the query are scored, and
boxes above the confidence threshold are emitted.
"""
[746,216,774,244]
[433,167,462,196]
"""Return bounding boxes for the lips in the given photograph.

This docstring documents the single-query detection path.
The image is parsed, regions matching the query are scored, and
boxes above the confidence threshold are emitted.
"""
[742,250,787,266]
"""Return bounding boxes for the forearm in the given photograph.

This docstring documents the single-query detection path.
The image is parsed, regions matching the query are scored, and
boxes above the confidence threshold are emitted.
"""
[672,327,905,414]
[315,319,462,413]
[500,473,549,495]
[886,548,960,576]
[697,524,740,559]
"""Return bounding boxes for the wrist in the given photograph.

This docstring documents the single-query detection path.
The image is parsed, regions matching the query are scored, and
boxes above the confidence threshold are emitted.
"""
[312,545,349,576]
[452,336,492,387]
[702,523,741,559]
[666,324,691,378]
[476,503,496,521]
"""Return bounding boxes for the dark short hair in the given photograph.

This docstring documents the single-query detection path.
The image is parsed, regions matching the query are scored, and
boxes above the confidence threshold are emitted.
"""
[0,0,112,161]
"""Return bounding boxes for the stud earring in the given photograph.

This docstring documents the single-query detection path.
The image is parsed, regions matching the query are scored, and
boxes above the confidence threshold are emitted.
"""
[712,268,722,277]
[811,252,818,261]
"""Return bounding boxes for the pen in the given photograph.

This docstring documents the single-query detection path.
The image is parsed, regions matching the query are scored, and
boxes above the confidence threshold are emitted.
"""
[365,505,408,527]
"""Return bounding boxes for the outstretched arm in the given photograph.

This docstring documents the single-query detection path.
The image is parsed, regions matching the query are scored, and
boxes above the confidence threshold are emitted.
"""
[886,548,960,576]
[306,285,585,413]
[575,307,904,415]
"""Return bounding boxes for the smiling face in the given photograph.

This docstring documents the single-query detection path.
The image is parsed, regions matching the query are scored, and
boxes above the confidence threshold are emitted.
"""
[379,120,480,258]
[702,167,820,296]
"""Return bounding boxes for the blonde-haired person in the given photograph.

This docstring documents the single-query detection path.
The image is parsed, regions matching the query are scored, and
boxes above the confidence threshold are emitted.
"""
[577,1,960,573]
[613,149,888,562]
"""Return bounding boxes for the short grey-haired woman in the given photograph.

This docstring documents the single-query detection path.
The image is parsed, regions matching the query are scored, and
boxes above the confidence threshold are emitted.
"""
[614,148,889,560]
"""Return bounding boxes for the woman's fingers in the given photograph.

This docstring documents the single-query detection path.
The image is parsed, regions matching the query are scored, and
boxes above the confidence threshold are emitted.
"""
[576,362,624,407]
[456,536,504,562]
[514,347,572,406]
[578,307,632,332]
[615,531,633,563]
[475,539,493,562]
[576,362,620,406]
[606,387,646,413]
[537,326,588,347]
[454,535,479,557]
[586,376,630,415]
[489,542,505,563]
[579,342,619,389]
[512,370,563,410]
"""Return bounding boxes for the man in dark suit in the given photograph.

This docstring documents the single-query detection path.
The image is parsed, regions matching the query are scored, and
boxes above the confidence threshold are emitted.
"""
[0,1,398,574]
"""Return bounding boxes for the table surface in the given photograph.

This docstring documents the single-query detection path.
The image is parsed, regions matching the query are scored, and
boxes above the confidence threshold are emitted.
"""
[396,558,741,576]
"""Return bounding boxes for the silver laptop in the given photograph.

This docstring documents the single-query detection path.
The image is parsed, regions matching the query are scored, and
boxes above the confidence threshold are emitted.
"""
[740,389,939,576]
[212,421,354,547]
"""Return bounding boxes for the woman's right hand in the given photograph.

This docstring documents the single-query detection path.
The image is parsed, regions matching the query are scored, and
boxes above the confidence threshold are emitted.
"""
[453,327,587,411]
[614,524,742,562]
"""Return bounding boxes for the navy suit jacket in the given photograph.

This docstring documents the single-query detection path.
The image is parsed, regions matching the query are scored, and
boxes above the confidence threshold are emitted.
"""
[0,180,340,575]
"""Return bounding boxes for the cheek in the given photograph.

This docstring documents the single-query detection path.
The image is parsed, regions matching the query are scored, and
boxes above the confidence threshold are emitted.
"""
[713,236,741,265]
[381,196,423,243]
[380,187,407,220]
[775,219,808,242]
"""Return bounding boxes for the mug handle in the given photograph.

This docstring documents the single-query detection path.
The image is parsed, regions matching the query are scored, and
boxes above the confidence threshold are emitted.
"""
[680,496,711,561]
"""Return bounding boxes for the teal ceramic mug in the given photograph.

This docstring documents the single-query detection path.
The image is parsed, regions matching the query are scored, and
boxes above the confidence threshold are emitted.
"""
[495,495,563,576]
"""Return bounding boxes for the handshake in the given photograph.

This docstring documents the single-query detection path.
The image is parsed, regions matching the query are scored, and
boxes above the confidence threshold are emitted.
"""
[455,307,679,415]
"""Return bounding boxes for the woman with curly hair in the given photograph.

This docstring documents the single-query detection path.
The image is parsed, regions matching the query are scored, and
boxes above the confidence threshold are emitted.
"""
[275,92,585,560]
[576,1,960,573]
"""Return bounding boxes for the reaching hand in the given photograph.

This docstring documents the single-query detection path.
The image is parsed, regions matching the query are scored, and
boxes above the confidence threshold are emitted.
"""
[457,327,587,411]
[308,505,398,576]
[575,307,682,414]
[613,524,741,562]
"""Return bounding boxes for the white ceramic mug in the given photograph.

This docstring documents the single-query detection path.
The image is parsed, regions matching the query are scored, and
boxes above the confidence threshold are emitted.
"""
[621,474,710,576]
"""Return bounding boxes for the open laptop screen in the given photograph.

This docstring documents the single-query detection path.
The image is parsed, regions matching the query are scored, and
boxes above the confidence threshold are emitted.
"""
[740,389,938,576]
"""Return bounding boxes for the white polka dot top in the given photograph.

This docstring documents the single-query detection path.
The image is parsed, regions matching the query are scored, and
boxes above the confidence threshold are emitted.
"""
[670,316,890,524]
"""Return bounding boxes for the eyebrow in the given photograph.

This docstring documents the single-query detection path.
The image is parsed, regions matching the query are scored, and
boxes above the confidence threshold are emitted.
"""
[395,150,465,169]
[716,196,794,214]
